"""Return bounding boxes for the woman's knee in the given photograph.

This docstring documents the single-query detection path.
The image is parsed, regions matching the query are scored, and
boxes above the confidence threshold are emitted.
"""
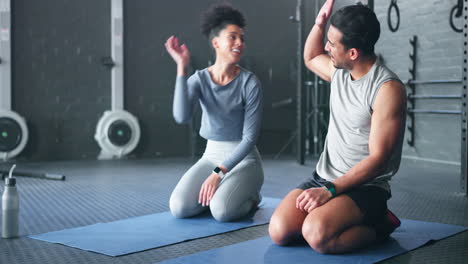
[169,193,195,218]
[209,198,235,222]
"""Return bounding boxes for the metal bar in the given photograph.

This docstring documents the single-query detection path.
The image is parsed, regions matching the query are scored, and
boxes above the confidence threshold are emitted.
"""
[407,35,417,146]
[272,98,294,108]
[407,79,462,85]
[0,170,66,181]
[461,0,467,195]
[313,75,319,156]
[0,0,11,110]
[407,109,462,115]
[295,0,305,165]
[408,94,462,99]
[111,0,124,110]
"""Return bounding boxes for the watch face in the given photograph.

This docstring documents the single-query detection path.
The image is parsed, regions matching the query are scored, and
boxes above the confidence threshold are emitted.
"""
[213,167,221,174]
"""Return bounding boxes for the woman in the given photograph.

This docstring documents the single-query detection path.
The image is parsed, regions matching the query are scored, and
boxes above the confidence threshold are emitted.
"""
[164,3,264,222]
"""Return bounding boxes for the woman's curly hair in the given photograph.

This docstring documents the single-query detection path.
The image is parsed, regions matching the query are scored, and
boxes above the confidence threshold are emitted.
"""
[201,3,246,39]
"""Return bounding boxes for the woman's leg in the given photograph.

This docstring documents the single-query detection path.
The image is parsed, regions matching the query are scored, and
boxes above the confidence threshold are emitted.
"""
[209,157,264,222]
[169,158,214,218]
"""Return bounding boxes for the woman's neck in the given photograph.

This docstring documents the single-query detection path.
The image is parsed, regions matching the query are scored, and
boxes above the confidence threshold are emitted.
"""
[208,61,240,86]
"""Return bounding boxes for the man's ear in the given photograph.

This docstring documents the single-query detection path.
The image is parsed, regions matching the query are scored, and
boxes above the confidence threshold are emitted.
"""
[348,48,360,61]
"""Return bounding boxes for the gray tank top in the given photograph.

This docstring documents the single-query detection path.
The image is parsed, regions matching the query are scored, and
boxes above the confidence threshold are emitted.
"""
[316,61,404,193]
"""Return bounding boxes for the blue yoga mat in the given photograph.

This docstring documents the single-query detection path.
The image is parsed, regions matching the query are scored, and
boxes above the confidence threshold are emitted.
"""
[158,219,468,264]
[29,197,281,256]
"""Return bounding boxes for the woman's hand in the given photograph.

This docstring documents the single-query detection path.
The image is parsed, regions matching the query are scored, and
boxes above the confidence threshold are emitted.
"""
[164,36,190,75]
[199,172,221,206]
[315,0,335,27]
[296,187,332,213]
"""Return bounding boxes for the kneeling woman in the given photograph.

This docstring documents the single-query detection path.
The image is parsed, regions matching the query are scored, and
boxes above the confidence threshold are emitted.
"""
[164,4,264,222]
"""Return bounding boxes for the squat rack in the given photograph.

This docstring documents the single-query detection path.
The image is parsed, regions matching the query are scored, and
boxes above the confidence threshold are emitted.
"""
[462,0,467,195]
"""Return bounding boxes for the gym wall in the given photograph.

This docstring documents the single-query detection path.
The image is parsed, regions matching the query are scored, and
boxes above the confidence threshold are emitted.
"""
[375,0,463,164]
[11,0,464,164]
[12,0,298,161]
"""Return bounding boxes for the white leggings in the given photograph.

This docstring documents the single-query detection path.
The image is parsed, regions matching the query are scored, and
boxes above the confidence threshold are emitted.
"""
[169,140,264,222]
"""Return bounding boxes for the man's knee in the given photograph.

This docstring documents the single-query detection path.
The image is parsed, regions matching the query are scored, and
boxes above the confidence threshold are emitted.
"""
[302,219,333,254]
[269,210,301,246]
[268,216,290,245]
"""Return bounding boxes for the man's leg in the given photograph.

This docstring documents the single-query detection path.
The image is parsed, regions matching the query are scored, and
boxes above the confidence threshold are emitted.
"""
[302,194,376,254]
[269,189,308,245]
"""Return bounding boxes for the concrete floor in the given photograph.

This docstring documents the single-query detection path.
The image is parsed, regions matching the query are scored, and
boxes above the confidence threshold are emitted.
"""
[0,157,466,264]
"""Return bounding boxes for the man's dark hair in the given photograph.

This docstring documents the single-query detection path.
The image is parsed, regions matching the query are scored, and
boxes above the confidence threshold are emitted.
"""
[330,5,380,57]
[201,3,246,40]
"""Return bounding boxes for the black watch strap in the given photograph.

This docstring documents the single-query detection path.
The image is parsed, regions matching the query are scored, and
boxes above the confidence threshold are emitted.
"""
[323,181,337,197]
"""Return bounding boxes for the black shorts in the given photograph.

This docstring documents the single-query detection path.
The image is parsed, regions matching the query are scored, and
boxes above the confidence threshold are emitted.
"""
[297,171,390,228]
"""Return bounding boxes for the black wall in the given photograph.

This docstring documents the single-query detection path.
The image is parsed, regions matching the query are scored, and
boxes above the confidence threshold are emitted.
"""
[12,0,300,161]
[14,0,111,160]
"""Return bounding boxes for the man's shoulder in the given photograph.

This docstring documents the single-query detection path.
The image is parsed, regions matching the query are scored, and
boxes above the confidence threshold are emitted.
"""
[375,63,401,83]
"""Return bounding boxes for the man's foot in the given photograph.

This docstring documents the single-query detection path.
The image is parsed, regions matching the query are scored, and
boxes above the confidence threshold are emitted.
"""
[376,209,401,242]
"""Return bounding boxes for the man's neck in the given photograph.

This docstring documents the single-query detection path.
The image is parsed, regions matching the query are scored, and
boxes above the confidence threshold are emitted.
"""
[349,55,377,81]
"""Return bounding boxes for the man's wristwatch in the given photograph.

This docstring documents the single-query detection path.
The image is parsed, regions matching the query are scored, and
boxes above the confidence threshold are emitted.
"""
[213,166,225,179]
[323,182,337,197]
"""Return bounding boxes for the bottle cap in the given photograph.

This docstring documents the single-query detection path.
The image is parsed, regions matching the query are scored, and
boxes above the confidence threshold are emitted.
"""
[5,177,16,186]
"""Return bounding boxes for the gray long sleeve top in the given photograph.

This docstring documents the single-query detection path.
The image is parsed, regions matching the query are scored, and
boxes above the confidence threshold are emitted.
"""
[173,67,263,171]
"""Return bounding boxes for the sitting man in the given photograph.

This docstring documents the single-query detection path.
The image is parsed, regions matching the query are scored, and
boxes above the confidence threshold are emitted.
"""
[269,0,406,254]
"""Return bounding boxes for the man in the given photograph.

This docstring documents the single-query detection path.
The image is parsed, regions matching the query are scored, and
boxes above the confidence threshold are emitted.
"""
[269,0,406,254]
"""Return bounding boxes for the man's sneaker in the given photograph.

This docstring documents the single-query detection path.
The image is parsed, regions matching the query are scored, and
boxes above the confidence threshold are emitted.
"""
[376,209,401,242]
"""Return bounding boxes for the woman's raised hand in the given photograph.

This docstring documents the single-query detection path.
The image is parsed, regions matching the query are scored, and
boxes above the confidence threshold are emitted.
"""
[165,36,190,71]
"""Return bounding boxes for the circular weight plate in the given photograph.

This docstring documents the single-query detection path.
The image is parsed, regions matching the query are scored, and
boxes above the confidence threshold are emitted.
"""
[94,110,141,158]
[108,120,132,146]
[0,117,22,152]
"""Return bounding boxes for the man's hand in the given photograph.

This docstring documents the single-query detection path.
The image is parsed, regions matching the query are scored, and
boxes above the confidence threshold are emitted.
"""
[315,0,335,26]
[198,172,221,206]
[296,187,333,213]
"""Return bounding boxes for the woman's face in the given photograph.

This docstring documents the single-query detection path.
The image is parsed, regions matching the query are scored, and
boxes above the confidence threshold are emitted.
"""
[212,24,245,64]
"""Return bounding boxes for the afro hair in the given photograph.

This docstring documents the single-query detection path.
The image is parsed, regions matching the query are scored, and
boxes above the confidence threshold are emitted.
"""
[201,3,246,39]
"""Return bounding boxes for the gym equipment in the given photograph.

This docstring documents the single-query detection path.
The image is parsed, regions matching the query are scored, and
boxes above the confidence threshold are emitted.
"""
[0,169,65,181]
[29,197,280,256]
[406,36,417,146]
[450,0,463,33]
[95,0,141,159]
[387,0,400,33]
[0,162,65,181]
[0,0,28,161]
[158,219,468,264]
[462,1,467,195]
[406,35,463,146]
[289,0,306,165]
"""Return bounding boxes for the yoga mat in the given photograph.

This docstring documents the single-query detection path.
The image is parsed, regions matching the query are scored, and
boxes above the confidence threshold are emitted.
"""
[29,197,281,256]
[158,219,468,264]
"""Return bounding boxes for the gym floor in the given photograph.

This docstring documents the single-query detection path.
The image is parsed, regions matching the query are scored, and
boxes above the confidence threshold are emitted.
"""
[0,157,466,264]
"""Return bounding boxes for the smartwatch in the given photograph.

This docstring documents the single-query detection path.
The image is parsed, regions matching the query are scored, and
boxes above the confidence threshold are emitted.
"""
[323,181,336,197]
[213,166,225,179]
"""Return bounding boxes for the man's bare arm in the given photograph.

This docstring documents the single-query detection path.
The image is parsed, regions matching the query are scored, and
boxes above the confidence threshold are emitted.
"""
[303,0,336,82]
[332,80,407,194]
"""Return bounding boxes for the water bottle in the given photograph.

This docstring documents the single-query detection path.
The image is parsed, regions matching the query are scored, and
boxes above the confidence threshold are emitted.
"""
[2,165,19,239]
